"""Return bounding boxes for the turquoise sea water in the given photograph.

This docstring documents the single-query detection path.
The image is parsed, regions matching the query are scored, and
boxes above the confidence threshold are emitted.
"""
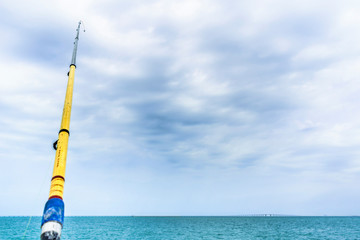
[0,216,359,239]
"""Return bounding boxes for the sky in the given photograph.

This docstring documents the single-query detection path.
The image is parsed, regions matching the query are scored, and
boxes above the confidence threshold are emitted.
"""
[0,0,360,216]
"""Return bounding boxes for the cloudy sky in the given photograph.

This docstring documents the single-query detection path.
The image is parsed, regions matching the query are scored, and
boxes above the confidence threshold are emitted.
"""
[1,0,360,216]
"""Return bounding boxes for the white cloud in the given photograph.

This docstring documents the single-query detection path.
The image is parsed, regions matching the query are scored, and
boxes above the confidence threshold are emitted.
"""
[1,0,360,216]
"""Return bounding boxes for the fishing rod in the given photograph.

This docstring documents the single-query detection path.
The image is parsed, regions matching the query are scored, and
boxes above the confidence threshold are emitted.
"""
[40,21,84,240]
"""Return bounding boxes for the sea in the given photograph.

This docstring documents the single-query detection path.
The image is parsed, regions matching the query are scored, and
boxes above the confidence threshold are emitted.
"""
[0,216,359,239]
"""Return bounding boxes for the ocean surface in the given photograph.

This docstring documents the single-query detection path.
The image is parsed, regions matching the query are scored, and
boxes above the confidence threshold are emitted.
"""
[1,216,359,239]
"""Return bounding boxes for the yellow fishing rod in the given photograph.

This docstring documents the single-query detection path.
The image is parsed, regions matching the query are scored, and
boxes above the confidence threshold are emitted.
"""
[40,21,84,240]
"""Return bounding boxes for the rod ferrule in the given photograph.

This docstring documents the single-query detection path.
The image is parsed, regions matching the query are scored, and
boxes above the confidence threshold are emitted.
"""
[59,129,70,136]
